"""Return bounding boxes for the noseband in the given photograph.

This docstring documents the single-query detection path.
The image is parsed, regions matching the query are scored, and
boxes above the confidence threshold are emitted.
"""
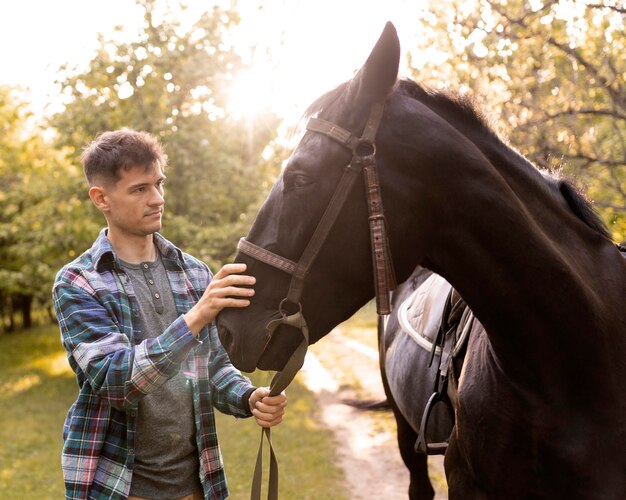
[238,101,397,326]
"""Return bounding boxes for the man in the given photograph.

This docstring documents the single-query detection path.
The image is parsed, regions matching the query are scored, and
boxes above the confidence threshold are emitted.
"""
[52,129,286,500]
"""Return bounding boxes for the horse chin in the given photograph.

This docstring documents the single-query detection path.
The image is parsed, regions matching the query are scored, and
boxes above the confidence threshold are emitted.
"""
[257,323,306,372]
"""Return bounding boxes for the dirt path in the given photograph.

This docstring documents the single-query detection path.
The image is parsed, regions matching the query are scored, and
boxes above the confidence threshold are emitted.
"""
[300,327,447,499]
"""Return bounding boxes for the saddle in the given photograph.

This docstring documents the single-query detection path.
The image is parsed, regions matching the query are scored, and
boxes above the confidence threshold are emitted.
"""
[397,274,471,363]
[396,273,473,454]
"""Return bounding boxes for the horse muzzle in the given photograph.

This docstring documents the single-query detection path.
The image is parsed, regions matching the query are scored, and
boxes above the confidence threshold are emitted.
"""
[257,309,309,371]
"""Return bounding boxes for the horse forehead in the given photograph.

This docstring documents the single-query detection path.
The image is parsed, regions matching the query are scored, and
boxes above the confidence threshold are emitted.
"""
[291,132,350,171]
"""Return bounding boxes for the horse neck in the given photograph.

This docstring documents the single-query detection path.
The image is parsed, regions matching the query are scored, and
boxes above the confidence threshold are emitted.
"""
[414,89,541,185]
[385,96,625,390]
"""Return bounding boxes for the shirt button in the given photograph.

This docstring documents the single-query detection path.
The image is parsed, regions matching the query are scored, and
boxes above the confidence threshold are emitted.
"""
[143,263,148,269]
[154,293,160,299]
[149,279,154,285]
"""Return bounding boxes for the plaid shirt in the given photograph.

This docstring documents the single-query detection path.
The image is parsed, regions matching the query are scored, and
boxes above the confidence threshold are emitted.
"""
[53,229,254,499]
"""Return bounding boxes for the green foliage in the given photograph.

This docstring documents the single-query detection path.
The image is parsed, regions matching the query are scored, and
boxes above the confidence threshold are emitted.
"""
[0,87,100,328]
[49,0,281,263]
[1,1,284,327]
[410,0,626,241]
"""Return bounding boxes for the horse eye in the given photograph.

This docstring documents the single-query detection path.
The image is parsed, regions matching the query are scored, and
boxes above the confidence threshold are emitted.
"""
[284,172,313,191]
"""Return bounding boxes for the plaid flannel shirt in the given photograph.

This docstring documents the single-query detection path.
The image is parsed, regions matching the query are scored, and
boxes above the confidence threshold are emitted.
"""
[53,229,254,499]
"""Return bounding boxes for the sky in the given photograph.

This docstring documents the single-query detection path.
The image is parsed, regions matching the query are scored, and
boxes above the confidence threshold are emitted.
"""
[0,0,426,123]
[0,0,144,116]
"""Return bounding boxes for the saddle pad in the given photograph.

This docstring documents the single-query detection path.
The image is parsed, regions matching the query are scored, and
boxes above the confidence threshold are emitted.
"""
[397,274,453,355]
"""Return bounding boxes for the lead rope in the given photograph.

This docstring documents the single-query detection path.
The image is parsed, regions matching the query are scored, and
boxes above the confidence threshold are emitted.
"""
[242,101,395,498]
[250,311,309,500]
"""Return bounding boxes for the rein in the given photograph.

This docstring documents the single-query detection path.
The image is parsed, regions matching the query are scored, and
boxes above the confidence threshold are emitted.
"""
[239,102,397,499]
[250,311,308,500]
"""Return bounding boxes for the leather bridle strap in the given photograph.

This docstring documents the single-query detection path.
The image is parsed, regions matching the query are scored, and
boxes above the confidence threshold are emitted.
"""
[237,162,361,310]
[364,162,397,314]
[238,239,297,275]
[241,101,396,500]
[238,101,396,314]
[298,101,395,314]
[251,312,308,500]
[285,162,362,305]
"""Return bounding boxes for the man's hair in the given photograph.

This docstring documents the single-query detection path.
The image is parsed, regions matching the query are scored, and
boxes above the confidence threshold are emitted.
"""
[81,129,167,187]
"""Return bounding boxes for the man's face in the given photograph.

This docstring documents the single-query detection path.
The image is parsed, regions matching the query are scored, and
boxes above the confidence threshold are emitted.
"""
[99,164,166,238]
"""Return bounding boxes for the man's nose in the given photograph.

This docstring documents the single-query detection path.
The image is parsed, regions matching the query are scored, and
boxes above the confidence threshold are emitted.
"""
[149,187,164,205]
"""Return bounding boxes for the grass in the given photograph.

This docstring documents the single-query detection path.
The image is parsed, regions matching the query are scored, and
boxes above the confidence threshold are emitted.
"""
[217,371,348,499]
[0,326,75,498]
[0,326,348,499]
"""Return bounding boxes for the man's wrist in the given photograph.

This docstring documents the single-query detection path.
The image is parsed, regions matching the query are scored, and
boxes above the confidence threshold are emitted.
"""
[244,387,256,416]
[183,308,204,337]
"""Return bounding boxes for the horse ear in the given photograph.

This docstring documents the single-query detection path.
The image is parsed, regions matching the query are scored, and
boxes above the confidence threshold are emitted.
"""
[352,22,400,104]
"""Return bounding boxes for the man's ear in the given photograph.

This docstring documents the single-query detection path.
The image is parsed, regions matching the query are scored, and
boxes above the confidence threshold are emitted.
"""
[89,186,109,212]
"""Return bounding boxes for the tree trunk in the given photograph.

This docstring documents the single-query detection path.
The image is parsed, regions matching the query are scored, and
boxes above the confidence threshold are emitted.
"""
[20,294,33,329]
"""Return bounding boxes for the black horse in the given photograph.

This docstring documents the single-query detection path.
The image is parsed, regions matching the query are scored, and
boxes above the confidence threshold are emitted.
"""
[217,22,626,499]
[374,266,471,499]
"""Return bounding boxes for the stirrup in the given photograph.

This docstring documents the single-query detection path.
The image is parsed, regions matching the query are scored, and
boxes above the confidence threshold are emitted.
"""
[415,390,454,455]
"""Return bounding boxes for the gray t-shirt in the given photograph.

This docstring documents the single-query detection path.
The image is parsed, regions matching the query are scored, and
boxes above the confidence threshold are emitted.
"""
[122,254,202,499]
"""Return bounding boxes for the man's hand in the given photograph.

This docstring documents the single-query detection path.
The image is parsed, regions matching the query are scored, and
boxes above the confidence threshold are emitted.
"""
[249,387,287,428]
[184,263,255,336]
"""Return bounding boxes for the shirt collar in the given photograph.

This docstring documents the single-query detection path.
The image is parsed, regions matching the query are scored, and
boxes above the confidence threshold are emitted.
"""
[93,228,184,272]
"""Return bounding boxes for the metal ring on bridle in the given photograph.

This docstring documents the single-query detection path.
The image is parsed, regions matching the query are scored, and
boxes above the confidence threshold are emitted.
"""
[279,298,302,317]
[355,139,376,159]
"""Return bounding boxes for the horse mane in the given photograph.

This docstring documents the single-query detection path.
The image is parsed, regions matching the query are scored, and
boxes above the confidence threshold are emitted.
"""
[398,79,500,144]
[303,81,351,121]
[398,79,610,239]
[549,176,611,238]
[301,78,610,239]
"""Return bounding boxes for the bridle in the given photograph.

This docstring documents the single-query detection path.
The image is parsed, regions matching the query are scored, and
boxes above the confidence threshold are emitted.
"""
[238,101,397,500]
[238,101,397,323]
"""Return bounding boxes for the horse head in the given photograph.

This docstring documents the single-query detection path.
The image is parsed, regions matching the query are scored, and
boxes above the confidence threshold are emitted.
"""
[217,22,413,371]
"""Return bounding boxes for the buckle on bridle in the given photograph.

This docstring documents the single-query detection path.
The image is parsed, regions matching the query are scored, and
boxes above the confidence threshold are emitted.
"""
[266,299,307,341]
[353,139,376,165]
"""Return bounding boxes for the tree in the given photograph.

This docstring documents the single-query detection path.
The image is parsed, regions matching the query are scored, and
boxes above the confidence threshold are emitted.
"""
[49,0,281,267]
[409,0,626,241]
[0,86,98,331]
